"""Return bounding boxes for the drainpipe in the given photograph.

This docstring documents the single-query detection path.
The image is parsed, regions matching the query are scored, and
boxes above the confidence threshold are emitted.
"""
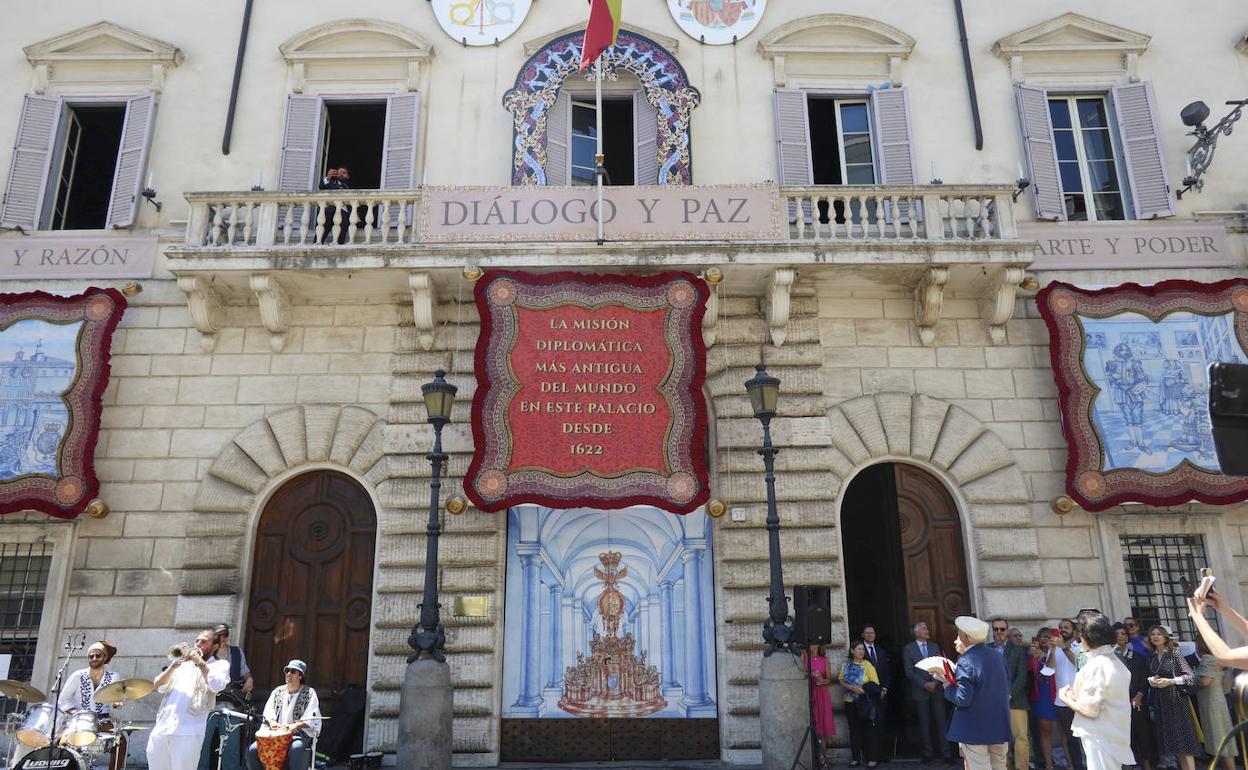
[222,0,255,155]
[953,0,984,150]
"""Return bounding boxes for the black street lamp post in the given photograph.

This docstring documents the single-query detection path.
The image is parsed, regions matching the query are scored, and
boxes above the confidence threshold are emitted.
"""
[408,369,458,663]
[745,363,792,654]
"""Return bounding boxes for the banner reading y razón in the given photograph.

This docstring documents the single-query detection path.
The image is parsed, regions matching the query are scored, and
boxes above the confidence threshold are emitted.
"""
[466,271,710,513]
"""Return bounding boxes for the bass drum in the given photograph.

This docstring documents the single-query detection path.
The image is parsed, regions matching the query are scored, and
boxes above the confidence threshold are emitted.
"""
[14,746,87,770]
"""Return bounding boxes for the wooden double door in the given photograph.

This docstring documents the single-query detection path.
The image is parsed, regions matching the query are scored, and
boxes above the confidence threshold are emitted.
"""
[842,462,972,753]
[245,470,377,715]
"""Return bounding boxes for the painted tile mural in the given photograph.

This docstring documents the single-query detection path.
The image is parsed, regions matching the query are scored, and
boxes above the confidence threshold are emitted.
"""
[1037,279,1248,510]
[501,505,717,718]
[0,319,81,478]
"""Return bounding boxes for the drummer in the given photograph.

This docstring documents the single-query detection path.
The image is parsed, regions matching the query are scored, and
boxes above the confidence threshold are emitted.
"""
[245,660,322,770]
[57,640,127,770]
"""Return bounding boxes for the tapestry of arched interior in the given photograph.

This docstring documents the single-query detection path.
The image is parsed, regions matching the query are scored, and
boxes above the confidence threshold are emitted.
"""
[500,505,717,718]
[503,31,701,187]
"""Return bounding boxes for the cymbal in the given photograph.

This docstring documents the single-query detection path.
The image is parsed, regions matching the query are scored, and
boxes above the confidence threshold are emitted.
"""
[0,679,46,702]
[95,678,155,703]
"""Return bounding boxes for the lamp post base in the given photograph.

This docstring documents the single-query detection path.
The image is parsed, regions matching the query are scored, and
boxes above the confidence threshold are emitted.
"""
[396,656,453,770]
[759,651,809,770]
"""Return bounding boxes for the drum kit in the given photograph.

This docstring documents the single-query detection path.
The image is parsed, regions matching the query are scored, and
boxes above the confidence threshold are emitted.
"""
[1,637,153,770]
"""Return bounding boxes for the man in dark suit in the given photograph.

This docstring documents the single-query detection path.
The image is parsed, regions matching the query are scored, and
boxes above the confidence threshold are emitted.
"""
[862,623,891,692]
[903,620,953,763]
[943,616,1012,770]
[989,618,1030,770]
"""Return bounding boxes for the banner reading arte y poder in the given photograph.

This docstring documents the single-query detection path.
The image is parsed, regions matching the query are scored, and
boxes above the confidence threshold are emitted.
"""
[466,271,710,514]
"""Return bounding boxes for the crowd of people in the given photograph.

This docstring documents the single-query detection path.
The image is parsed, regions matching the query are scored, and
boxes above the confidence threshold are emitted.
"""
[805,602,1247,770]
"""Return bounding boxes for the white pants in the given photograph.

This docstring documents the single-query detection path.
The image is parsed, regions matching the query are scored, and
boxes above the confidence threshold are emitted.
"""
[962,742,1009,770]
[146,732,204,770]
[1080,738,1134,770]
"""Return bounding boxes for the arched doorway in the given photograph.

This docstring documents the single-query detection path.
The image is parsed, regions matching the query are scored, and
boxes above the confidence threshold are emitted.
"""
[245,469,377,717]
[841,462,971,756]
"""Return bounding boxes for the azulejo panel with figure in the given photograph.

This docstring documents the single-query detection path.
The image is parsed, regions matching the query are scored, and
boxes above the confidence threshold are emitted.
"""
[501,505,717,720]
[1037,279,1248,510]
[0,288,126,518]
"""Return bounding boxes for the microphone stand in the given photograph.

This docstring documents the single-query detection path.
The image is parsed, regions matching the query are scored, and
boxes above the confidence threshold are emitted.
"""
[47,633,86,756]
[215,714,249,770]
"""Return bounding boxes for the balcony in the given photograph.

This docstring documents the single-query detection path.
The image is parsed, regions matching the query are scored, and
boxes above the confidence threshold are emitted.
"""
[166,183,1034,352]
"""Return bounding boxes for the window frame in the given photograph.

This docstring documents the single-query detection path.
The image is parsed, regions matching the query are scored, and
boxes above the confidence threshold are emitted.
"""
[559,87,636,187]
[569,98,599,186]
[0,525,72,697]
[38,96,131,232]
[805,91,879,186]
[1047,93,1129,222]
[317,94,391,185]
[1095,514,1243,627]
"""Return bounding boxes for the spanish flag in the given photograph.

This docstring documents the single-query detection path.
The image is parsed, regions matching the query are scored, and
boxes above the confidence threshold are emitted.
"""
[579,0,622,70]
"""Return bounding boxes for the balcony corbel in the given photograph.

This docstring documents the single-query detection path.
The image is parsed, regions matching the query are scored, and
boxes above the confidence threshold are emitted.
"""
[176,275,223,352]
[249,273,290,352]
[702,287,718,348]
[981,266,1026,345]
[409,272,437,352]
[914,266,949,347]
[766,268,796,347]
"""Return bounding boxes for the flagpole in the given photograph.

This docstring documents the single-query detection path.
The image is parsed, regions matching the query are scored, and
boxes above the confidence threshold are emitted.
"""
[595,52,605,246]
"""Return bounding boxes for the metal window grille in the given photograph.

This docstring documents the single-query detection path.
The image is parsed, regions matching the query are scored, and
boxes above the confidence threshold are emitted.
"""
[1121,534,1213,642]
[0,542,52,716]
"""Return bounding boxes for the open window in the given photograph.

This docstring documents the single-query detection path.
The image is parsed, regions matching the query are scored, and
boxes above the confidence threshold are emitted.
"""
[542,76,658,187]
[774,87,916,187]
[0,93,156,231]
[277,93,419,192]
[1017,83,1173,221]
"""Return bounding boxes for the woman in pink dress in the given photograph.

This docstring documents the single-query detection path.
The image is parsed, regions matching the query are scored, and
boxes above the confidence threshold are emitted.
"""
[805,643,837,762]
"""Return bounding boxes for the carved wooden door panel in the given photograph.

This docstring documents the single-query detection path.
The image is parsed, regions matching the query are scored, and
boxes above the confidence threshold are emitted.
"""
[246,470,376,714]
[895,463,971,656]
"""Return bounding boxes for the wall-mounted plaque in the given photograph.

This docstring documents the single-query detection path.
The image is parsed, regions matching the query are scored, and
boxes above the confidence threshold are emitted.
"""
[430,0,532,46]
[667,0,766,44]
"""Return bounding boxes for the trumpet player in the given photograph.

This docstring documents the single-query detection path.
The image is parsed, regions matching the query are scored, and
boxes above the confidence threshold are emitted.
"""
[147,629,229,770]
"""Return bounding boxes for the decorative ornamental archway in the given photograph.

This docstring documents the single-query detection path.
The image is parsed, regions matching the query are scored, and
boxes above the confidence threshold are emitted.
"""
[502,30,701,186]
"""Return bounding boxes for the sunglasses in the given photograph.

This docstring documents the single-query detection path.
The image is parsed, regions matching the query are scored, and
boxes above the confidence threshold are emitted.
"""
[87,653,106,659]
[992,627,1008,632]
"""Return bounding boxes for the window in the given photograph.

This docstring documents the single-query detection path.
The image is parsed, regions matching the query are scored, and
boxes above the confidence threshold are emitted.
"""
[808,98,876,185]
[773,87,916,188]
[319,102,387,190]
[570,99,634,186]
[277,93,419,192]
[0,93,156,232]
[1120,534,1214,641]
[1049,96,1125,221]
[1016,82,1174,221]
[0,543,52,716]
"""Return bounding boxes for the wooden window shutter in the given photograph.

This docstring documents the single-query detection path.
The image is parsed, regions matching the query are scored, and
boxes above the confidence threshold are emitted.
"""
[871,87,917,185]
[542,89,571,186]
[1110,82,1176,219]
[1015,84,1065,221]
[106,92,157,229]
[773,88,813,187]
[633,90,659,186]
[277,95,323,191]
[0,94,62,230]
[381,93,420,189]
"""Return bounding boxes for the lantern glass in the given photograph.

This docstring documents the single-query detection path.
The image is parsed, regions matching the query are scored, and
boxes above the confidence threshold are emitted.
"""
[421,370,458,422]
[744,364,780,420]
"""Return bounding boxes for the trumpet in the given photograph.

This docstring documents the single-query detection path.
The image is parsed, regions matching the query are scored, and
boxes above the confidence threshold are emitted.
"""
[167,642,192,662]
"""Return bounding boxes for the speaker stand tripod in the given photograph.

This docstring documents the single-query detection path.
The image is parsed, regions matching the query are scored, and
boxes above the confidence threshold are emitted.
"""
[789,645,829,770]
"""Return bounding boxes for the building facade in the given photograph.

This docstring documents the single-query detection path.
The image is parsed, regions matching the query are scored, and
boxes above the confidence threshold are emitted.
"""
[0,0,1246,765]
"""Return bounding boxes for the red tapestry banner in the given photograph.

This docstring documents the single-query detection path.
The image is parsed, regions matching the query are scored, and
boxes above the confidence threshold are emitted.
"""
[1036,279,1248,511]
[0,288,127,519]
[467,271,710,513]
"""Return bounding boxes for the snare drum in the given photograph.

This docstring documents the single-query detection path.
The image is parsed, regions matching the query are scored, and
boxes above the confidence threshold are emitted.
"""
[59,709,99,748]
[254,725,294,770]
[15,703,57,748]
